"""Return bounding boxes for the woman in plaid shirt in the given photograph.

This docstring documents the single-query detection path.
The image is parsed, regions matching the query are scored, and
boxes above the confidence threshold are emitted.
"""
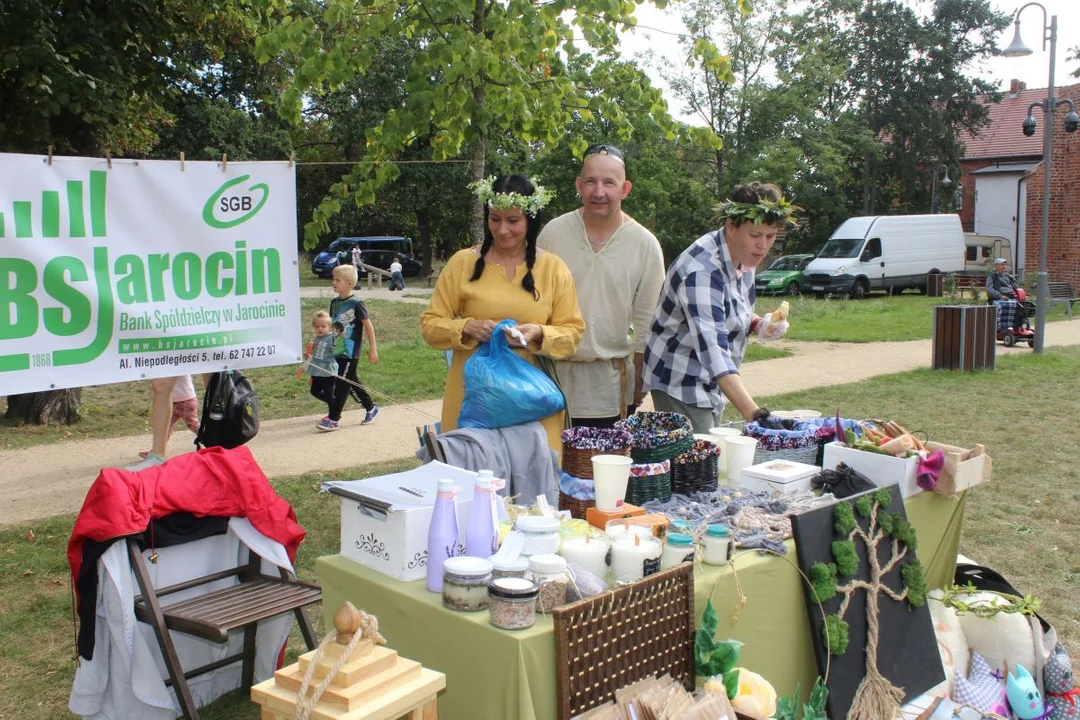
[642,182,796,433]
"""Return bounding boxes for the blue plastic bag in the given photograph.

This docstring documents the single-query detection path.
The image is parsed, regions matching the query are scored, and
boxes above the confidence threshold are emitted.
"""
[458,319,565,429]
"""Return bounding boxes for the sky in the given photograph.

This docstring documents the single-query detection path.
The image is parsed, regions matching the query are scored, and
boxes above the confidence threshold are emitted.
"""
[621,0,1080,125]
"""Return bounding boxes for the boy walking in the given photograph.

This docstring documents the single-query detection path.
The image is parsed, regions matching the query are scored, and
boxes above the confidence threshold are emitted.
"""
[312,264,379,431]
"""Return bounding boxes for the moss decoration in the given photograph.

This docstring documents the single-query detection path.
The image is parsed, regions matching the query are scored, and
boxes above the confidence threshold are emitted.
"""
[854,495,873,518]
[877,510,895,535]
[832,539,859,576]
[824,614,850,655]
[810,563,838,602]
[873,488,892,506]
[834,501,857,535]
[891,518,917,551]
[902,559,927,608]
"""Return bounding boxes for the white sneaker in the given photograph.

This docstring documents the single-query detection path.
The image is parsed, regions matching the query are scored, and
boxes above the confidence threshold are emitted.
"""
[126,452,167,472]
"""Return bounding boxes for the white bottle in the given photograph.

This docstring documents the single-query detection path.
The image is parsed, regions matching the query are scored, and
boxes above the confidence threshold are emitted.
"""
[464,470,498,558]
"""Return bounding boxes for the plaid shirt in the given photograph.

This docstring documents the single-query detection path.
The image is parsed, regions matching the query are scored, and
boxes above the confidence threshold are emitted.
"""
[643,229,755,411]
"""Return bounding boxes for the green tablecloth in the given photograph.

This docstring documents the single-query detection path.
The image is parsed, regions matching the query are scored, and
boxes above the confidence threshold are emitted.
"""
[317,490,965,720]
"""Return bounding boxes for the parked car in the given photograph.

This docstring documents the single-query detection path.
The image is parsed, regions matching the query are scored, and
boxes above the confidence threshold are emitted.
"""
[755,254,815,295]
[311,236,420,278]
[802,214,965,298]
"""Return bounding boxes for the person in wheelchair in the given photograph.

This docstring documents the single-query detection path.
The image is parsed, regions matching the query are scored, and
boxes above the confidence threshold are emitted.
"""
[986,257,1021,301]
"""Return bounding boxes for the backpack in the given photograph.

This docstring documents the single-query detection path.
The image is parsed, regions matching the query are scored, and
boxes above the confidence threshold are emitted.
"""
[195,370,260,449]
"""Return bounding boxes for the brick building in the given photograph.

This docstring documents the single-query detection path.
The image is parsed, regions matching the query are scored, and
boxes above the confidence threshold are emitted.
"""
[957,79,1080,287]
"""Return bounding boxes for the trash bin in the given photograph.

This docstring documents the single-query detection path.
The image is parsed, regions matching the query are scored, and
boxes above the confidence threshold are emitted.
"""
[927,272,944,297]
[932,305,996,370]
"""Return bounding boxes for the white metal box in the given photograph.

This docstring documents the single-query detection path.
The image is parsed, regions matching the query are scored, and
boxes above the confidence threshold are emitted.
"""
[740,459,820,495]
[821,442,922,498]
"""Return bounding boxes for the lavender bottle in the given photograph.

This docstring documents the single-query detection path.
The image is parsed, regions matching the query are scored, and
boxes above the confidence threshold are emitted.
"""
[464,470,498,558]
[426,478,460,593]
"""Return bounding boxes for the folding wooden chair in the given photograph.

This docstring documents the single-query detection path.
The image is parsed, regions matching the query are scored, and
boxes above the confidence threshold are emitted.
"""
[416,422,447,464]
[128,537,321,719]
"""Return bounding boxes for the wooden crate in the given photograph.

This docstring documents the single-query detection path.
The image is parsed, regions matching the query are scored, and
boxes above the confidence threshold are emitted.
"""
[932,304,996,371]
[552,563,695,720]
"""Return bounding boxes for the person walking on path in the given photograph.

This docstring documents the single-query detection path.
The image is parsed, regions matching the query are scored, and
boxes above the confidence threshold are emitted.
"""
[136,375,200,461]
[643,181,795,433]
[538,144,665,428]
[312,264,380,431]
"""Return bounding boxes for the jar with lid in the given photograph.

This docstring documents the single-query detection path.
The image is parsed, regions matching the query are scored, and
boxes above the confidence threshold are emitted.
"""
[490,555,530,580]
[528,554,569,612]
[669,519,693,536]
[660,532,696,570]
[442,556,493,612]
[702,524,733,565]
[488,577,539,630]
[514,516,561,556]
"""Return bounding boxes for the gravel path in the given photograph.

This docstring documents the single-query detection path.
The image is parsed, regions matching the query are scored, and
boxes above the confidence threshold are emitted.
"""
[3,314,1078,525]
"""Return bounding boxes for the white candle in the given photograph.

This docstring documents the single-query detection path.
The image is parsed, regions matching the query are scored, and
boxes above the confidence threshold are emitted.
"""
[610,534,662,584]
[604,521,654,542]
[558,535,610,581]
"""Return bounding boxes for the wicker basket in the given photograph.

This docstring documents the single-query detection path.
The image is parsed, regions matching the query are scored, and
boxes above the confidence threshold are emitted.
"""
[558,490,594,520]
[742,416,860,467]
[561,427,632,479]
[753,444,821,465]
[625,460,672,506]
[616,411,694,464]
[552,563,695,720]
[671,439,721,495]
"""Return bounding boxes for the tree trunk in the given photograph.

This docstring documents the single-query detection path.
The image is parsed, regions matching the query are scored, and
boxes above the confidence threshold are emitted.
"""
[416,209,433,275]
[467,0,488,247]
[6,389,82,425]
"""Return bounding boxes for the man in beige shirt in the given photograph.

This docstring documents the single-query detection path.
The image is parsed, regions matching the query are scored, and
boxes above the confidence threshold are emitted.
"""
[538,144,665,428]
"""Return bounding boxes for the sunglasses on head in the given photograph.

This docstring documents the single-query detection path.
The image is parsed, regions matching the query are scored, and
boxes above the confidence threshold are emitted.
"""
[583,144,625,162]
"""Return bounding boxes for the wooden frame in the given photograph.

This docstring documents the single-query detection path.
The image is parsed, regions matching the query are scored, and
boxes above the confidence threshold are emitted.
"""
[128,538,321,719]
[552,563,695,720]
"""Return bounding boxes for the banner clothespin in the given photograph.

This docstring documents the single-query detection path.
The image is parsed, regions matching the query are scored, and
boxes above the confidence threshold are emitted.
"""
[179,151,185,172]
[47,145,54,165]
[221,153,227,171]
[105,148,112,169]
[289,151,295,168]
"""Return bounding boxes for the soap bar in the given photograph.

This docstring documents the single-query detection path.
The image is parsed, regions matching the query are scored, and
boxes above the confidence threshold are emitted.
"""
[586,504,644,531]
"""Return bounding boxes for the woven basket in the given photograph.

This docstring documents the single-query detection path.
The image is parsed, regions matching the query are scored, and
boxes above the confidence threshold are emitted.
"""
[671,439,721,495]
[753,444,821,466]
[616,411,694,464]
[561,427,632,479]
[625,461,672,505]
[558,490,595,520]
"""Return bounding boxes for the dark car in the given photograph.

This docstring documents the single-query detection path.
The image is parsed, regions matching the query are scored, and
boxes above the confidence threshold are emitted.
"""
[311,236,420,278]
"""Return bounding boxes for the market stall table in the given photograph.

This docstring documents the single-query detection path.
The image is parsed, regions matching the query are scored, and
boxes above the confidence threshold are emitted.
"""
[317,490,965,720]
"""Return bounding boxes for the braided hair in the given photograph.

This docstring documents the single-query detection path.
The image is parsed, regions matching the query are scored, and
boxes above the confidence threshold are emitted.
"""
[469,175,543,300]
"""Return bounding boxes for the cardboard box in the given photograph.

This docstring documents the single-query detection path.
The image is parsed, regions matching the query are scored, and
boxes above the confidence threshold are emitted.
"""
[924,442,992,496]
[821,442,922,498]
[740,459,820,495]
[325,461,478,582]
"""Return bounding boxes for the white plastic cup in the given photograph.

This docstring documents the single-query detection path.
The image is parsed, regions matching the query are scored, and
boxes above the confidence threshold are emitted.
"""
[725,436,758,482]
[591,455,633,511]
[708,427,743,479]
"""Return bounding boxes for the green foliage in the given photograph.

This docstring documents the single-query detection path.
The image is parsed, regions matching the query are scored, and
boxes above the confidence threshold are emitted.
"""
[694,599,743,682]
[723,669,741,700]
[934,584,1042,619]
[775,678,829,720]
[831,539,858,577]
[834,500,856,535]
[809,562,837,603]
[873,488,892,507]
[902,559,928,608]
[854,495,873,519]
[823,614,849,655]
[877,510,895,536]
[891,517,918,551]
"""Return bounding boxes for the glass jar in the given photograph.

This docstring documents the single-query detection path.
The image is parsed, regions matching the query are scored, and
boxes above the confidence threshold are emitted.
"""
[491,556,530,580]
[488,577,539,630]
[442,556,493,612]
[669,519,693,536]
[528,553,569,612]
[514,516,561,556]
[702,524,733,565]
[661,532,696,569]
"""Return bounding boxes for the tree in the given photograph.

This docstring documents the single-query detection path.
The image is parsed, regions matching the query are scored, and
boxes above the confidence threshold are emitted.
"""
[809,489,927,720]
[254,0,722,247]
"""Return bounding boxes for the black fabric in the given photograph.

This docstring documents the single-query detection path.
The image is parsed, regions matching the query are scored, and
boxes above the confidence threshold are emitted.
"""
[77,514,231,660]
[195,370,260,449]
[569,405,638,429]
[811,462,877,498]
[954,563,1050,633]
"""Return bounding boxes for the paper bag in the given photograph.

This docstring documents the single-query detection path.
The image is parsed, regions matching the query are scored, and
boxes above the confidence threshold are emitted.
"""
[925,442,992,496]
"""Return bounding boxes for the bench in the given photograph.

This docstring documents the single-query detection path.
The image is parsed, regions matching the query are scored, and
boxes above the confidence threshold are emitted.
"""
[1047,282,1076,317]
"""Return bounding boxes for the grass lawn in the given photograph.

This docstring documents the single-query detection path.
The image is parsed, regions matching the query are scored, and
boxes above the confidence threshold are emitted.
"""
[3,348,1078,719]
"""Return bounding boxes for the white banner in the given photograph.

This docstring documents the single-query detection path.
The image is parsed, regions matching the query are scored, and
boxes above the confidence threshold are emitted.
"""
[0,153,302,395]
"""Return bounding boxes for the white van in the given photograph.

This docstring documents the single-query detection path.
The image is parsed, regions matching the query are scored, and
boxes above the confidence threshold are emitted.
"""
[802,214,965,298]
[964,233,1012,273]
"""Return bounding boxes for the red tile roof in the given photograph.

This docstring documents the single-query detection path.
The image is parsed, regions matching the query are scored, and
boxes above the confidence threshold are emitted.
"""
[959,86,1048,160]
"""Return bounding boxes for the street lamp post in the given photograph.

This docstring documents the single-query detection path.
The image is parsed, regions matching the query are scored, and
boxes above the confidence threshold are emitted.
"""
[1001,2,1080,354]
[929,164,951,214]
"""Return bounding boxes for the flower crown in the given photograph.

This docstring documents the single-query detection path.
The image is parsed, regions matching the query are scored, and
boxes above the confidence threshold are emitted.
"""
[713,196,801,227]
[469,176,554,217]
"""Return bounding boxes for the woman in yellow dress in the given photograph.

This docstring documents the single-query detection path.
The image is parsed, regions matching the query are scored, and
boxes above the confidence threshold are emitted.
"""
[421,175,585,452]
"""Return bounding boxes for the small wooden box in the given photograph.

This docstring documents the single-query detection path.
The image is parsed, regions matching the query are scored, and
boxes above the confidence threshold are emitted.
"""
[586,504,644,530]
[925,442,991,496]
